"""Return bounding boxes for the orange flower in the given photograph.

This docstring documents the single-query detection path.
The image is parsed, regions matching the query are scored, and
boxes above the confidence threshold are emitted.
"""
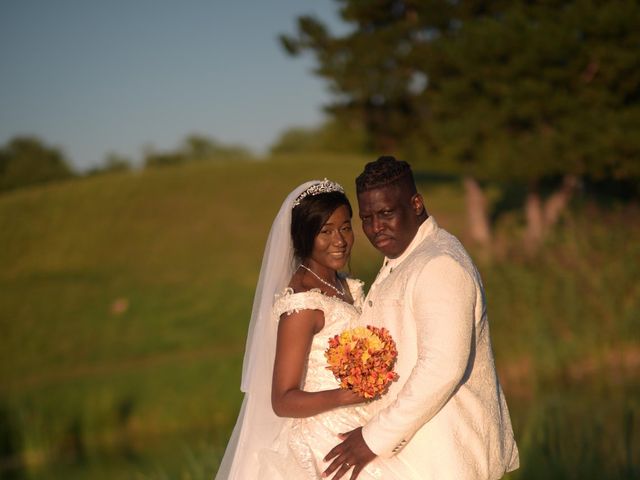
[324,325,399,400]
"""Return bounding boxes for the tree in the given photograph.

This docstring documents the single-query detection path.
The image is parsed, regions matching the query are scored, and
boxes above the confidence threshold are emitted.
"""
[0,136,74,193]
[270,118,367,154]
[87,152,132,176]
[144,134,252,168]
[181,134,252,161]
[280,1,514,246]
[420,0,640,250]
[282,0,640,251]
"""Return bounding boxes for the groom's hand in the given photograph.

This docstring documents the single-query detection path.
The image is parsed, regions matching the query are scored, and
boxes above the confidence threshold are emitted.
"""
[322,427,376,480]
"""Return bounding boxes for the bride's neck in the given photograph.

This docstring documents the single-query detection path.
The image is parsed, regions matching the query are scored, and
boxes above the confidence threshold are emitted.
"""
[302,259,337,281]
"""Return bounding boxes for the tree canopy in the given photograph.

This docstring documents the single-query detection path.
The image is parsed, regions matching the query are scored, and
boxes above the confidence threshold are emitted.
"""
[270,118,367,154]
[281,0,640,185]
[0,136,75,193]
[144,134,253,168]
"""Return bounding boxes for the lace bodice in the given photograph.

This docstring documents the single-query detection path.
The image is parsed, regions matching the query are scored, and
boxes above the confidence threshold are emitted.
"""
[258,276,419,479]
[272,277,365,392]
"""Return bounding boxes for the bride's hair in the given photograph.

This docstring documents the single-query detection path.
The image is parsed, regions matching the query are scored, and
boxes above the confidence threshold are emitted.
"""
[291,191,352,261]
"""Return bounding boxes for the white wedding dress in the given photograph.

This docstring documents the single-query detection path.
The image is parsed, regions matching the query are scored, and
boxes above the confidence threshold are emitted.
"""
[256,278,421,479]
[215,181,422,480]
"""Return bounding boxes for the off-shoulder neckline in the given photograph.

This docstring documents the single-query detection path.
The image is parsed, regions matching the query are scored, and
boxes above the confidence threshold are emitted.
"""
[279,286,356,307]
[279,277,363,308]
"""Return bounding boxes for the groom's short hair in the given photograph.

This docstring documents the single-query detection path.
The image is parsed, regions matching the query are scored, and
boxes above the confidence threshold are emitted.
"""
[356,155,417,195]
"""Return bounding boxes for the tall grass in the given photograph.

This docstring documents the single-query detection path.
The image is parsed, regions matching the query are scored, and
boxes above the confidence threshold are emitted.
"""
[0,155,638,478]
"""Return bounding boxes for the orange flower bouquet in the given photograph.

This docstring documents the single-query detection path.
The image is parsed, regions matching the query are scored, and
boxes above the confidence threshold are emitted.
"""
[325,325,399,399]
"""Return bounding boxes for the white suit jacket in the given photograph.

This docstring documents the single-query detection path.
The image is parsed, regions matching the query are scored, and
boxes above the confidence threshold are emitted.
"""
[360,217,519,479]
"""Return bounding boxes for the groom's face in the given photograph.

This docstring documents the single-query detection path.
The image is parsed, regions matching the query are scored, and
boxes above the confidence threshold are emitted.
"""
[357,184,424,259]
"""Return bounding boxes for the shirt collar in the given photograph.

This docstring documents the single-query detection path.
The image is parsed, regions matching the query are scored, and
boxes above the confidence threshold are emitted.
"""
[384,216,438,270]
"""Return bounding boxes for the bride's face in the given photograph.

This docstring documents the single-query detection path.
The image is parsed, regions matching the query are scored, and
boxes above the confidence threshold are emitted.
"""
[308,205,354,272]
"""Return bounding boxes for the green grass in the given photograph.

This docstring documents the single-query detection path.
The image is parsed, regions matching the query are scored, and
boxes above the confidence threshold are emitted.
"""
[1,154,638,479]
[0,154,381,477]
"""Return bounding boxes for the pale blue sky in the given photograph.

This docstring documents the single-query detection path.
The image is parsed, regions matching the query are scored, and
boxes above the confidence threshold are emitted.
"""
[0,1,346,171]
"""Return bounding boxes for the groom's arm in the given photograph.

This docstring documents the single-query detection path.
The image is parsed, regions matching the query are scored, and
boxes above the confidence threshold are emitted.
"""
[361,255,476,457]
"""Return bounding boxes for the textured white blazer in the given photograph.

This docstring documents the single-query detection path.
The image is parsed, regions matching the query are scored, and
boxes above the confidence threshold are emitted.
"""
[359,216,519,479]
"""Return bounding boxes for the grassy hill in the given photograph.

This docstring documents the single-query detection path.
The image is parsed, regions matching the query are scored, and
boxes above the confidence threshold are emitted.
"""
[1,154,638,479]
[0,154,387,478]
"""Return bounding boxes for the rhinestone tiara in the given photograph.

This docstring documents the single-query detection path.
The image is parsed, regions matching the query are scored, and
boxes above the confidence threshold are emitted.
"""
[292,178,345,208]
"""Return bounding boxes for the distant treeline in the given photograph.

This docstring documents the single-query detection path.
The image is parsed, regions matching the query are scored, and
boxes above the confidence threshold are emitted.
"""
[0,134,255,193]
[3,0,640,252]
[0,119,372,195]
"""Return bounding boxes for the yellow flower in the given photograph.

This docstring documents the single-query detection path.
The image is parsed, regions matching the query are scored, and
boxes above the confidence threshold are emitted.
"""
[361,350,371,363]
[365,335,383,352]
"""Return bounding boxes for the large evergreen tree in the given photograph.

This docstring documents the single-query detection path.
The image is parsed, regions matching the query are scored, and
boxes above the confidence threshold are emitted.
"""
[282,0,640,250]
[421,0,640,248]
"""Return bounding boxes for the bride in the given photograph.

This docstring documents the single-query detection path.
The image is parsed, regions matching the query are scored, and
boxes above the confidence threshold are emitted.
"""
[215,180,419,479]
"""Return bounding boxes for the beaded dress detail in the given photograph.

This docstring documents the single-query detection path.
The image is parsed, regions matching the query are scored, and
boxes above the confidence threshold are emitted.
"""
[257,277,419,479]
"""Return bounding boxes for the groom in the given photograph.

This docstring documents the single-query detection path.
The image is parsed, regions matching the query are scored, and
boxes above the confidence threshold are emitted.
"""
[323,156,519,479]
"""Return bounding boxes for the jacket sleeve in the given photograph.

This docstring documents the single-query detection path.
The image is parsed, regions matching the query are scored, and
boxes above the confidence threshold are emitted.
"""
[362,255,476,457]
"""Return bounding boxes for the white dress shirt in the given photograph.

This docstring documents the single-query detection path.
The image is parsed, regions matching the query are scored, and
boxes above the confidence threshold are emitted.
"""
[360,216,519,479]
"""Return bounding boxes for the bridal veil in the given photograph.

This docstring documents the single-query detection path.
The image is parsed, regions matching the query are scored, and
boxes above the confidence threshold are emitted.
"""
[215,181,318,480]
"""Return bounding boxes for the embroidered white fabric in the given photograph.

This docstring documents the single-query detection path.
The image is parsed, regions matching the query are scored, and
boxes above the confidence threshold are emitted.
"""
[255,281,422,479]
[215,181,425,480]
